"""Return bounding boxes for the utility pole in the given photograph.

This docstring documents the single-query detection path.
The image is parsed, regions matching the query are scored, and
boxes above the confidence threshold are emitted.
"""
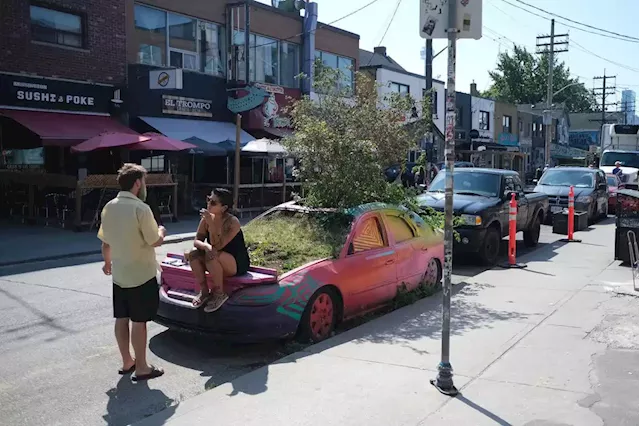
[593,70,617,128]
[430,0,458,397]
[536,19,568,166]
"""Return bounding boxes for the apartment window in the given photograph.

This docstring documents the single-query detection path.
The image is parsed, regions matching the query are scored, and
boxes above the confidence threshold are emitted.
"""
[30,5,85,48]
[199,22,224,76]
[455,106,463,127]
[518,118,523,133]
[389,82,410,95]
[314,50,355,94]
[479,110,490,130]
[254,35,279,84]
[432,91,438,116]
[502,115,512,133]
[134,4,224,75]
[280,41,300,88]
[141,155,165,172]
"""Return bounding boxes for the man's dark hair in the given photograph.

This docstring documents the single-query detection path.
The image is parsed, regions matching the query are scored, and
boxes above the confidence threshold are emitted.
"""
[117,163,147,191]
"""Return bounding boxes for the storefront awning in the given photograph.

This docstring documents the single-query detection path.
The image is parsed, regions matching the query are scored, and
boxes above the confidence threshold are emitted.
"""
[139,116,254,146]
[0,109,137,147]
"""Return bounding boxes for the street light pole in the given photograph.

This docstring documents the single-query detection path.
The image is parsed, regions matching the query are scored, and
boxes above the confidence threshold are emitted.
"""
[430,0,458,397]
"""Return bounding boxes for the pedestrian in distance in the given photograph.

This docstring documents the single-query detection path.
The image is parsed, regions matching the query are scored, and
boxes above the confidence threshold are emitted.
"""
[612,161,623,177]
[98,163,166,382]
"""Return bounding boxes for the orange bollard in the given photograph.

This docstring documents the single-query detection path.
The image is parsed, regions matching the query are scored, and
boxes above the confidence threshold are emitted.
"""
[500,192,526,269]
[561,185,582,243]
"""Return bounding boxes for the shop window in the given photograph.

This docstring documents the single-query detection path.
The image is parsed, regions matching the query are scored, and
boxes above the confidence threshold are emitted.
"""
[351,217,386,254]
[30,5,85,48]
[389,82,410,96]
[199,22,224,76]
[385,215,415,243]
[168,13,197,70]
[254,35,279,84]
[280,41,300,88]
[169,50,196,70]
[232,30,255,82]
[141,155,165,172]
[134,4,166,66]
[455,106,463,127]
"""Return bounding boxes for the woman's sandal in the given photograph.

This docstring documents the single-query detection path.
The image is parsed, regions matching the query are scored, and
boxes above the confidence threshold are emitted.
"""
[118,360,136,375]
[192,291,211,308]
[132,365,164,382]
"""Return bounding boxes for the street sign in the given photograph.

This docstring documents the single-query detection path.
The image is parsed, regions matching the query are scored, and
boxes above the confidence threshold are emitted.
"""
[419,0,483,40]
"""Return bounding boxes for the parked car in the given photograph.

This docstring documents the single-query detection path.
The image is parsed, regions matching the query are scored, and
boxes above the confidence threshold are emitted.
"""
[417,168,548,265]
[156,202,444,343]
[435,161,475,171]
[533,167,609,224]
[606,173,623,214]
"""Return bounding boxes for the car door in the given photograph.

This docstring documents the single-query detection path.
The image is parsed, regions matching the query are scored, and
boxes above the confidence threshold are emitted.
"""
[382,212,423,289]
[333,213,398,317]
[596,170,609,213]
[503,176,528,233]
[513,175,530,230]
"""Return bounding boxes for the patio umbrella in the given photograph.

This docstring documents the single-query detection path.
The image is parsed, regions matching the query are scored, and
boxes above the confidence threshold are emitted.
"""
[128,132,197,152]
[71,132,150,153]
[241,138,287,155]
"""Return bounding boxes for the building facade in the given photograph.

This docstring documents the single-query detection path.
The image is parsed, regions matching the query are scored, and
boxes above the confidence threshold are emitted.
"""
[494,100,518,149]
[568,111,626,151]
[621,89,637,125]
[471,95,494,145]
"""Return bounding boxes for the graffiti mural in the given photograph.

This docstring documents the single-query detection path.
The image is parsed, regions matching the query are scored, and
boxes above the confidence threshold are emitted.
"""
[568,131,599,151]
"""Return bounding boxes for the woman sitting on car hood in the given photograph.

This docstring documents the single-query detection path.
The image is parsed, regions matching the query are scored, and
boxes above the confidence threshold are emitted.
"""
[186,188,250,312]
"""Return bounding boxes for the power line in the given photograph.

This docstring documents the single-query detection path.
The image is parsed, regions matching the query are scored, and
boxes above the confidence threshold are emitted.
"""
[250,0,382,50]
[570,39,639,73]
[511,0,639,42]
[366,0,403,66]
[498,0,639,43]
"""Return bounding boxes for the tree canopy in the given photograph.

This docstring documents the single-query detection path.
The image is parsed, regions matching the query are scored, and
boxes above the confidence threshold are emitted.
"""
[483,45,596,112]
[282,61,432,209]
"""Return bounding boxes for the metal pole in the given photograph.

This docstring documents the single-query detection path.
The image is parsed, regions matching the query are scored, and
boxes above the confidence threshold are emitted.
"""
[601,68,606,128]
[425,39,433,184]
[544,19,555,166]
[431,0,458,397]
[233,114,242,210]
[244,0,250,83]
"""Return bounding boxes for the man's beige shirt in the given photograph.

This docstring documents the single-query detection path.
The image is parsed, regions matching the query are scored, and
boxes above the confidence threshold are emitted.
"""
[98,191,159,288]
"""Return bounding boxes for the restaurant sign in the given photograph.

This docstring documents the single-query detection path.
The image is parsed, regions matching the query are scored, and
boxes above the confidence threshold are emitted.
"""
[0,73,116,114]
[162,95,212,117]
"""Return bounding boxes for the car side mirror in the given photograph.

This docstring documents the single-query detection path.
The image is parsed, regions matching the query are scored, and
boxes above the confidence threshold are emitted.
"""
[504,190,518,200]
[347,242,354,256]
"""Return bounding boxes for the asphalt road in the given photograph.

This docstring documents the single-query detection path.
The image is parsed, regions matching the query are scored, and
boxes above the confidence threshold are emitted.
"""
[0,225,558,426]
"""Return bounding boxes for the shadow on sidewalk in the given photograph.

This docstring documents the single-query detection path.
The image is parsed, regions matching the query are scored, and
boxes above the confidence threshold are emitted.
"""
[149,331,282,397]
[103,375,176,426]
[456,394,511,425]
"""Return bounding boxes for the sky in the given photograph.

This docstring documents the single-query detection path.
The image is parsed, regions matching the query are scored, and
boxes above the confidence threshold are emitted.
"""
[259,0,640,111]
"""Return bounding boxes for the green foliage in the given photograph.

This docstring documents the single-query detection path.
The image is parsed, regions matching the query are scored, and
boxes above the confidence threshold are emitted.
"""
[243,211,352,274]
[393,280,441,309]
[484,45,597,113]
[283,59,433,210]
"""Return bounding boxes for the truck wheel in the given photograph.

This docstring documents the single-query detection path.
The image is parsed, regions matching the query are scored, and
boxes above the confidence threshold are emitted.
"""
[523,215,541,247]
[479,227,501,266]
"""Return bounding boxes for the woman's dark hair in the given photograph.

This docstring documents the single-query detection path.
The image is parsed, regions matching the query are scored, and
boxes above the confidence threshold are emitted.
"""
[208,188,235,215]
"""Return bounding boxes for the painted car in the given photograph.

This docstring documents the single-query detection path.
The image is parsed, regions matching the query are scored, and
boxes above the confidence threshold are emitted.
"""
[156,202,444,343]
[606,173,623,213]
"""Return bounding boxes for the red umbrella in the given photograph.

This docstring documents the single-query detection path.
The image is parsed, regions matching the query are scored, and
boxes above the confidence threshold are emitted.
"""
[71,132,150,153]
[128,132,197,151]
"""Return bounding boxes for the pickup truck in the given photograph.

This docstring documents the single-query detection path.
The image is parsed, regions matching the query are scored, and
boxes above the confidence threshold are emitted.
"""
[417,168,549,265]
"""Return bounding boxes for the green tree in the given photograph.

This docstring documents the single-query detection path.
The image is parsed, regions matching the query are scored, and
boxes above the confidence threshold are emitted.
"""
[484,45,596,112]
[283,60,432,209]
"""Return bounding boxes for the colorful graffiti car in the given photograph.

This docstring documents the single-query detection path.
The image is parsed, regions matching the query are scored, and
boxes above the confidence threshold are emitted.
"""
[156,201,444,343]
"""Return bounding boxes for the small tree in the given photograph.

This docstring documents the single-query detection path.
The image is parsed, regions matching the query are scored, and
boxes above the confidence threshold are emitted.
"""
[283,61,432,209]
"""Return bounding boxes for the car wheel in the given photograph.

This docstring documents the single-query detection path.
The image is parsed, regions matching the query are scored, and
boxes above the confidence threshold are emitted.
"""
[479,227,501,266]
[297,288,338,343]
[423,258,442,289]
[523,215,541,247]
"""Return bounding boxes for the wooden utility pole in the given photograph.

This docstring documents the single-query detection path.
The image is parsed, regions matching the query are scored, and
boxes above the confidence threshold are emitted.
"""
[536,19,568,165]
[593,70,617,128]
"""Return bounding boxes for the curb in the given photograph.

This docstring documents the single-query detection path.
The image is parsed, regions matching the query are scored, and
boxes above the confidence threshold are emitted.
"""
[0,234,196,268]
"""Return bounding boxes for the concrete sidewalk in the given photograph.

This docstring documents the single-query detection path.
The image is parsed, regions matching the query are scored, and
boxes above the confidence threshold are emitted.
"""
[135,218,638,426]
[0,215,260,267]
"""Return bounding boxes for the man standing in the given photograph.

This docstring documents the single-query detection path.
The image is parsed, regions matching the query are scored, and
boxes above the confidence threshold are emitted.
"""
[612,161,623,177]
[98,163,166,381]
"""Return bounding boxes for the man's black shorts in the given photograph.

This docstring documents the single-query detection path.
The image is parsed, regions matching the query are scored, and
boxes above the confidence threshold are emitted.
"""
[113,277,159,322]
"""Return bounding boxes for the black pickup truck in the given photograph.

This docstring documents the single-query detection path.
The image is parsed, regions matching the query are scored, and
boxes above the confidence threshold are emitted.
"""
[417,168,549,265]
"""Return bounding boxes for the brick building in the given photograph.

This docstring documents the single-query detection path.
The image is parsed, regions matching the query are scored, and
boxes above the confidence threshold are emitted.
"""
[0,0,127,84]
